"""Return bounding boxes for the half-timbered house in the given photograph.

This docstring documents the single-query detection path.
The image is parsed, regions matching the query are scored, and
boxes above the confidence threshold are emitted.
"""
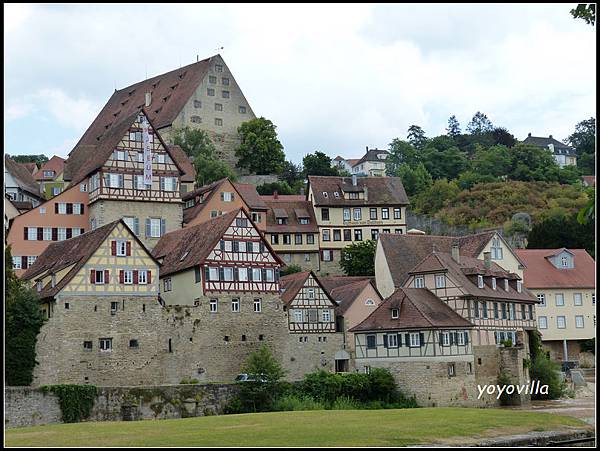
[279,271,346,376]
[22,220,163,386]
[63,109,192,250]
[350,287,477,407]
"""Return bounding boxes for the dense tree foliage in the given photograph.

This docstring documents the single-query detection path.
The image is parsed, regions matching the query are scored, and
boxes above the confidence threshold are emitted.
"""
[5,246,45,386]
[466,111,494,135]
[7,154,49,167]
[194,154,237,186]
[340,240,377,276]
[527,211,595,257]
[256,181,296,195]
[236,117,286,174]
[570,3,595,25]
[172,127,216,158]
[446,115,461,138]
[395,163,433,196]
[302,151,340,177]
[406,125,427,150]
[566,117,596,175]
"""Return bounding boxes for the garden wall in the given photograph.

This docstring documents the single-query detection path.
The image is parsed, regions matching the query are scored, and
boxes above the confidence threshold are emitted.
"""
[4,384,239,429]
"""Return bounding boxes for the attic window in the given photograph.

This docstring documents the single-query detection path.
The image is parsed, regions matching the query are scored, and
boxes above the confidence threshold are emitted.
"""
[104,123,112,129]
[477,275,484,289]
[322,192,328,198]
[170,84,178,90]
[179,71,186,79]
[128,89,135,96]
[180,250,190,261]
[163,95,171,102]
[334,192,340,198]
[113,111,121,118]
[391,308,399,319]
[152,81,160,89]
[121,99,129,106]
[504,279,509,291]
[155,107,163,114]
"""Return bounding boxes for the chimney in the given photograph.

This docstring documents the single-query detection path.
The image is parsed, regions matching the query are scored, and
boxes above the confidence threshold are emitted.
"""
[145,92,152,107]
[366,146,369,152]
[352,174,357,186]
[273,190,278,199]
[451,243,460,263]
[484,252,491,269]
[549,135,553,139]
[527,132,531,137]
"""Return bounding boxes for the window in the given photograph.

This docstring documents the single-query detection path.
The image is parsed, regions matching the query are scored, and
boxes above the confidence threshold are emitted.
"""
[391,308,399,319]
[501,303,507,319]
[27,227,37,240]
[509,303,515,320]
[215,118,223,127]
[555,293,565,306]
[473,301,479,318]
[271,234,279,245]
[307,234,315,244]
[366,335,376,349]
[223,267,234,281]
[321,208,330,221]
[236,217,248,227]
[210,299,218,313]
[504,279,509,292]
[239,106,246,114]
[124,270,133,285]
[382,208,389,219]
[322,229,330,241]
[111,301,118,314]
[222,90,230,98]
[295,234,303,244]
[283,234,291,245]
[482,301,488,319]
[209,75,217,84]
[574,293,583,306]
[99,338,112,351]
[254,299,262,313]
[322,310,331,322]
[491,237,503,260]
[116,240,127,256]
[343,208,351,221]
[252,268,262,281]
[365,299,375,306]
[207,88,215,96]
[387,334,399,348]
[492,278,497,290]
[265,269,274,282]
[517,281,522,293]
[457,332,466,346]
[209,267,219,281]
[353,208,362,221]
[478,275,484,288]
[414,276,425,288]
[83,341,93,351]
[394,208,401,219]
[163,277,172,291]
[43,227,52,241]
[370,208,378,220]
[528,304,533,320]
[537,293,546,306]
[52,187,62,196]
[40,207,46,215]
[561,256,569,267]
[354,229,362,241]
[58,228,67,241]
[194,100,202,108]
[149,218,162,238]
[575,315,584,328]
[557,316,566,329]
[138,270,148,285]
[322,250,333,261]
[493,302,499,319]
[190,116,202,123]
[129,339,139,348]
[215,103,223,111]
[238,268,248,281]
[231,298,240,312]
[349,192,359,200]
[215,64,223,72]
[114,150,126,161]
[222,77,230,85]
[294,310,303,322]
[435,274,446,289]
[95,270,105,285]
[161,177,177,192]
[12,256,21,269]
[371,229,379,240]
[520,304,526,320]
[448,363,456,377]
[307,288,315,299]
[409,332,420,347]
[322,191,328,198]
[43,170,54,177]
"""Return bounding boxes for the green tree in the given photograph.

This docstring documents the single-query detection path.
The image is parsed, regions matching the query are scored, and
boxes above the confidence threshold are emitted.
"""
[527,212,595,258]
[571,3,595,25]
[256,181,295,195]
[566,117,595,175]
[386,138,420,173]
[280,264,303,276]
[236,117,285,174]
[421,141,469,180]
[446,115,461,138]
[340,240,377,276]
[407,125,427,150]
[412,178,461,214]
[507,143,561,182]
[302,151,339,177]
[396,162,433,196]
[236,345,286,412]
[472,144,512,178]
[7,154,49,167]
[456,171,498,190]
[172,127,216,158]
[491,127,516,147]
[193,154,237,186]
[5,246,45,386]
[281,160,303,187]
[466,111,494,135]
[577,187,595,225]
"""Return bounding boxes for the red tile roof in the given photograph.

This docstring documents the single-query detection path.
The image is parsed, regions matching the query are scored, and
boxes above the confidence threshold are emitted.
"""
[233,183,268,210]
[34,156,65,180]
[182,178,228,224]
[4,156,42,198]
[514,249,595,289]
[349,287,473,332]
[21,162,38,174]
[308,176,409,207]
[581,175,595,187]
[280,271,338,307]
[319,277,378,314]
[168,145,195,183]
[263,198,318,233]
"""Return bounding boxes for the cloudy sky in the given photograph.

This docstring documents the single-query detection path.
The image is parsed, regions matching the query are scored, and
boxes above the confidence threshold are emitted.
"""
[4,3,596,163]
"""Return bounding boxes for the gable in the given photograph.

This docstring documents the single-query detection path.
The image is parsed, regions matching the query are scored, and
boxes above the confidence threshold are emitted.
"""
[289,273,337,308]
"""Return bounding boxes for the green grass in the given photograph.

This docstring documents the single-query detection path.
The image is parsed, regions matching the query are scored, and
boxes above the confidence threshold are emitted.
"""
[5,408,587,447]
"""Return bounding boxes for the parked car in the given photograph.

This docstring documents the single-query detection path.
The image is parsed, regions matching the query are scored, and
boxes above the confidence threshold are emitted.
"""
[234,373,267,382]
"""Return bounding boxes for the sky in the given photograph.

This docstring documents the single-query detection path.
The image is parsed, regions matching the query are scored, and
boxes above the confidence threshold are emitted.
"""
[4,3,596,164]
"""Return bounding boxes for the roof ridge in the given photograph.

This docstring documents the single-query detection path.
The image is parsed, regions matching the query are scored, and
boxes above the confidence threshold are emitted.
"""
[400,288,436,328]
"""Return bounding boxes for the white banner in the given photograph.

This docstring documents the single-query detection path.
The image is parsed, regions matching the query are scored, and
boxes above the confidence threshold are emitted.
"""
[142,117,153,186]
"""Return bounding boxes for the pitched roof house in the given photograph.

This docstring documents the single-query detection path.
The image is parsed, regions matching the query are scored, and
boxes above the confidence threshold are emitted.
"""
[4,156,44,206]
[523,133,577,168]
[34,155,67,199]
[308,175,409,207]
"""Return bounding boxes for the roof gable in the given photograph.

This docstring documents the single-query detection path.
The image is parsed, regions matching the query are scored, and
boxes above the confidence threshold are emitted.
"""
[4,156,42,198]
[308,176,409,207]
[514,249,595,289]
[35,156,66,180]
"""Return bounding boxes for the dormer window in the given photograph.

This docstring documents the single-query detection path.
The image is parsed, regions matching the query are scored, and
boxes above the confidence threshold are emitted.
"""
[477,275,484,289]
[299,218,309,225]
[414,276,425,288]
[180,250,190,261]
[391,308,399,319]
[561,256,569,268]
[43,170,55,178]
[517,281,522,293]
[322,191,328,198]
[349,192,359,200]
[435,274,446,289]
[504,279,509,291]
[492,278,497,290]
[36,280,43,292]
[334,192,340,198]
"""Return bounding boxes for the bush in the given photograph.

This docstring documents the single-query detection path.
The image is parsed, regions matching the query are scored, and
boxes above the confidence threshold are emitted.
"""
[580,338,595,355]
[272,395,325,412]
[500,339,513,347]
[179,377,200,384]
[329,396,362,410]
[40,384,97,423]
[529,354,567,400]
[281,264,303,276]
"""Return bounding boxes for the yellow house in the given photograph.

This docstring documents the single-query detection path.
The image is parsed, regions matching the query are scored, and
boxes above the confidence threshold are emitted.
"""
[515,248,596,362]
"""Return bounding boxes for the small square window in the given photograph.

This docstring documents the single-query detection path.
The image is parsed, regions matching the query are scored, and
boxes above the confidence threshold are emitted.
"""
[83,341,93,351]
[129,339,139,348]
[222,90,230,98]
[215,118,223,126]
[239,106,246,114]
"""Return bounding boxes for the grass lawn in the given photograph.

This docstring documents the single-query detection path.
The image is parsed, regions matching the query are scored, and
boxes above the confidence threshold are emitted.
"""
[4,408,587,447]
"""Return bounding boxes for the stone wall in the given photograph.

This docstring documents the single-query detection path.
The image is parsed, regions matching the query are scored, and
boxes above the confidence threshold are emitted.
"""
[4,384,238,429]
[237,174,280,186]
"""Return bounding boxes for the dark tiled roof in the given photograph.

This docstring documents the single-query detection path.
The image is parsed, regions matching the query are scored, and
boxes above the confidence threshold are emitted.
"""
[153,209,239,276]
[350,287,473,332]
[515,249,595,289]
[70,56,214,161]
[12,200,34,211]
[523,135,575,155]
[379,231,504,287]
[168,145,196,182]
[355,149,390,166]
[308,176,409,207]
[34,156,65,180]
[22,162,38,174]
[233,183,268,210]
[280,271,311,305]
[22,220,120,299]
[4,156,42,198]
[260,195,306,202]
[263,199,319,233]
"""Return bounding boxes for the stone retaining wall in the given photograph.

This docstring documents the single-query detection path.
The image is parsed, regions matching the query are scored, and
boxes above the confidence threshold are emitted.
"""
[4,384,239,429]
